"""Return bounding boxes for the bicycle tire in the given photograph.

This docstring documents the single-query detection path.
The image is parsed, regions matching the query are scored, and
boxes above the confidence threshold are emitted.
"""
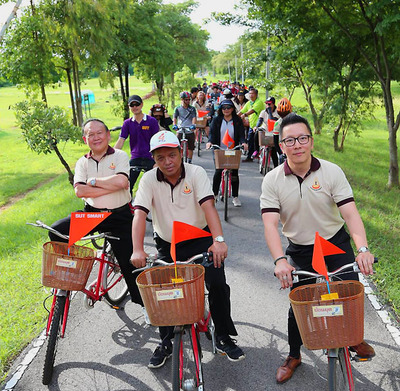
[183,141,188,163]
[42,295,66,385]
[197,131,201,157]
[327,348,354,391]
[103,250,128,306]
[266,148,273,173]
[172,326,204,391]
[224,170,229,221]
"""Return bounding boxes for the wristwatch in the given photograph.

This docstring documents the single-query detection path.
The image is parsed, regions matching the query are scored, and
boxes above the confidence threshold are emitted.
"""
[214,236,225,243]
[357,246,369,253]
[89,178,96,187]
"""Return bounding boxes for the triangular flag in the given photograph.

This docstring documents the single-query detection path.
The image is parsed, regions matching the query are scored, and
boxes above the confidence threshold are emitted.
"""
[197,110,208,118]
[68,212,111,247]
[320,235,346,257]
[267,118,276,132]
[222,130,234,149]
[170,221,212,264]
[312,232,329,280]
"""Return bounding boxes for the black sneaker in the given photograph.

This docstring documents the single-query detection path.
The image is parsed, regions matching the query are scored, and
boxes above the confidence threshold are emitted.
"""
[148,344,173,369]
[216,336,245,362]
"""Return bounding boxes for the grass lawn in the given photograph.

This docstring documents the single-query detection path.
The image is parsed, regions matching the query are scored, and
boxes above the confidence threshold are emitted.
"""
[1,76,400,382]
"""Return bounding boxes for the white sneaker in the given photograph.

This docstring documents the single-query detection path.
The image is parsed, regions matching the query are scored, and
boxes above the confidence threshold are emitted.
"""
[142,306,151,325]
[232,197,241,207]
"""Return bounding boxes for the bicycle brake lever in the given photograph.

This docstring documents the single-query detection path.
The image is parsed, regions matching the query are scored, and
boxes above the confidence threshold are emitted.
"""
[201,252,214,267]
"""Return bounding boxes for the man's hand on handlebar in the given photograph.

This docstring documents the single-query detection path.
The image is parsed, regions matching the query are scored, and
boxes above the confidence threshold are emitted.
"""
[131,249,148,268]
[355,251,375,276]
[274,258,295,290]
[208,241,228,268]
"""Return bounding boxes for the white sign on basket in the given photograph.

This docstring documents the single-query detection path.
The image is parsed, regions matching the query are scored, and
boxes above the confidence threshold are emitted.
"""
[312,304,343,318]
[156,288,184,301]
[56,258,77,269]
[224,150,235,156]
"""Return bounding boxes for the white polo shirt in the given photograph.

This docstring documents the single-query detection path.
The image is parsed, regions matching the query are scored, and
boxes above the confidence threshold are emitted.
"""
[134,163,214,243]
[74,147,131,209]
[260,157,354,245]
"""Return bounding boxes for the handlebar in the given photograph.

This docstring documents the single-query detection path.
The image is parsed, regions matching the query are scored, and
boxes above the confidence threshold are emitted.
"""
[132,252,213,275]
[210,144,243,150]
[27,220,120,242]
[291,258,378,283]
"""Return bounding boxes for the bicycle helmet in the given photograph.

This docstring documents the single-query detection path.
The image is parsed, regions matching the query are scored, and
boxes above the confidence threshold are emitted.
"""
[180,91,191,99]
[277,98,292,116]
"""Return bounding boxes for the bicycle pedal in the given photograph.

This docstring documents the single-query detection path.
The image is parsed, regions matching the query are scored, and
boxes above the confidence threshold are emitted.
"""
[352,355,372,362]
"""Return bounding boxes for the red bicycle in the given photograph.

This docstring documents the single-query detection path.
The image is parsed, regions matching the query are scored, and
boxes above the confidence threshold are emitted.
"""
[136,253,216,391]
[258,130,275,175]
[28,220,128,385]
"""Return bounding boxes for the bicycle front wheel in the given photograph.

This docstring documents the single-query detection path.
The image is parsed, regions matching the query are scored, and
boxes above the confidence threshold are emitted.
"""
[197,131,201,157]
[259,148,265,175]
[103,251,128,306]
[42,295,66,385]
[327,348,354,391]
[172,326,204,391]
[266,147,273,173]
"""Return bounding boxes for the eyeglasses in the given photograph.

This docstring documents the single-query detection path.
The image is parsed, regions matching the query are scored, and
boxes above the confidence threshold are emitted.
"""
[281,135,312,147]
[129,102,141,107]
[221,106,233,110]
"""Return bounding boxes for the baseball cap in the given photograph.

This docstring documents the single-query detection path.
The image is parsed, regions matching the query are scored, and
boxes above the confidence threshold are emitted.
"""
[266,96,276,104]
[128,95,143,105]
[153,107,163,112]
[220,99,234,107]
[223,88,231,95]
[150,131,180,152]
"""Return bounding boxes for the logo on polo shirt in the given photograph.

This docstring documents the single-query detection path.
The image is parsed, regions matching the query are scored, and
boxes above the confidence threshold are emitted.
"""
[183,183,192,194]
[142,126,150,130]
[109,163,116,170]
[311,178,322,191]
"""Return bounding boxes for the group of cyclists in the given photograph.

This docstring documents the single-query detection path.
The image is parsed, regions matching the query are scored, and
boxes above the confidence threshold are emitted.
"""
[48,81,376,385]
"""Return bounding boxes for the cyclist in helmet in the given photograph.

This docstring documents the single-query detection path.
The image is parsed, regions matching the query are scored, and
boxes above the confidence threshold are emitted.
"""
[149,104,173,132]
[173,91,197,163]
[273,98,293,163]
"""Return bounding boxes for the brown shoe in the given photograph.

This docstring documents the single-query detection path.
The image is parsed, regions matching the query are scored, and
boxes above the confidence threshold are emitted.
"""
[276,355,301,384]
[349,340,375,358]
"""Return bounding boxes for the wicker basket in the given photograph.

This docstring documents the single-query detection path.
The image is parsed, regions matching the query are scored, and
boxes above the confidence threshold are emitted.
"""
[42,241,95,291]
[137,264,205,326]
[289,280,364,350]
[258,131,274,147]
[214,150,241,170]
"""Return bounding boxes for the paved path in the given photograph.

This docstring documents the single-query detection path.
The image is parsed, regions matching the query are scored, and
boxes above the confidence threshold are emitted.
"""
[4,148,400,390]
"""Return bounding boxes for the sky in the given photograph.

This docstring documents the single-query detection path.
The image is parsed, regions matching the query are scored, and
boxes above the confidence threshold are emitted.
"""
[0,0,248,52]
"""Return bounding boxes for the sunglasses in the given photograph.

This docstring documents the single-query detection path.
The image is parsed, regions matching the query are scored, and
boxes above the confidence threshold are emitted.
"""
[129,102,141,107]
[221,106,233,110]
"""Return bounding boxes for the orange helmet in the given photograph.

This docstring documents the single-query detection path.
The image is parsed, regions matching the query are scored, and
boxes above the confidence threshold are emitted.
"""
[277,98,292,117]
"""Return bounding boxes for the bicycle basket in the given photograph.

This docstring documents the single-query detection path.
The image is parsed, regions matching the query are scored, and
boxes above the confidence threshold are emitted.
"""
[214,150,241,170]
[289,280,364,350]
[136,264,205,326]
[258,131,274,147]
[42,241,95,291]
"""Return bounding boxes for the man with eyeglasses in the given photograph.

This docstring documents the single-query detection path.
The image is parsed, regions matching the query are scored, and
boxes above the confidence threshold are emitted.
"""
[114,95,159,193]
[260,113,376,384]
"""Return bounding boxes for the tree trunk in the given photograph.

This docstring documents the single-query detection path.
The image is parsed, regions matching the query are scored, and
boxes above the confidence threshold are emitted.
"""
[0,0,23,42]
[124,64,130,120]
[53,143,75,186]
[66,67,77,125]
[170,72,175,109]
[72,57,83,126]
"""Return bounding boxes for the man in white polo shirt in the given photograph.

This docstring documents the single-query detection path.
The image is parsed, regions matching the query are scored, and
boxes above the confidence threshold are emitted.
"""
[260,113,376,384]
[131,130,245,368]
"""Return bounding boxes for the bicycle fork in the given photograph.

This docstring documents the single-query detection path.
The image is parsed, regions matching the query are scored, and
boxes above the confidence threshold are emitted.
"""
[47,290,70,338]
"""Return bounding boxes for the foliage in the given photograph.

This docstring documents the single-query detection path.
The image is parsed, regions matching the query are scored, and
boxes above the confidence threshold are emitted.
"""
[166,64,202,104]
[14,98,81,185]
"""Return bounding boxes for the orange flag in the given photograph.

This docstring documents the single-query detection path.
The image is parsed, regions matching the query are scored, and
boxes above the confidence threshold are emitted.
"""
[267,118,276,132]
[68,212,111,247]
[170,221,212,264]
[222,130,234,149]
[312,232,345,279]
[197,110,208,118]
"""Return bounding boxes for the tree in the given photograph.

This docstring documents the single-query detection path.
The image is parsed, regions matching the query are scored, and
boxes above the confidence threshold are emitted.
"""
[14,98,81,185]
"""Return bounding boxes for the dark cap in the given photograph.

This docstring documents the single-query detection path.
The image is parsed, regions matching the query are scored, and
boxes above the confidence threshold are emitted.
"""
[266,96,276,104]
[220,99,234,107]
[128,95,143,105]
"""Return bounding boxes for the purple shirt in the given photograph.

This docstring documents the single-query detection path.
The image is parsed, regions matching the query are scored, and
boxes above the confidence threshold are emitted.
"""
[120,114,159,159]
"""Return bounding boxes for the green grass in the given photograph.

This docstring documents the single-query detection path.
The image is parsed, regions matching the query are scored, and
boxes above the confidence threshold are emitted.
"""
[1,75,400,382]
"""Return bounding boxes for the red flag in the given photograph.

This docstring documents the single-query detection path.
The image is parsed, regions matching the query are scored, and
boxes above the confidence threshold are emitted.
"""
[312,232,345,279]
[222,130,234,149]
[267,118,276,132]
[68,212,111,247]
[197,110,208,118]
[170,221,212,263]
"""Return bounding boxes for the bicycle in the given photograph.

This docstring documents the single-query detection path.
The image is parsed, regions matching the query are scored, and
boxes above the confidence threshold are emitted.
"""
[195,127,207,157]
[258,129,275,175]
[177,127,193,163]
[27,220,128,385]
[289,260,377,391]
[211,144,242,222]
[135,253,216,391]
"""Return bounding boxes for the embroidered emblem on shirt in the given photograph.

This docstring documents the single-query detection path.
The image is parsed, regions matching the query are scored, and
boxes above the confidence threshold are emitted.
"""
[109,163,116,170]
[183,183,192,194]
[142,126,150,130]
[311,178,322,191]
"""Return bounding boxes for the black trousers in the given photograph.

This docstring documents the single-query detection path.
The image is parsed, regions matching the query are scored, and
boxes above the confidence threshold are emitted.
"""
[129,158,155,194]
[213,169,239,198]
[286,226,358,356]
[49,204,143,305]
[154,233,237,346]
